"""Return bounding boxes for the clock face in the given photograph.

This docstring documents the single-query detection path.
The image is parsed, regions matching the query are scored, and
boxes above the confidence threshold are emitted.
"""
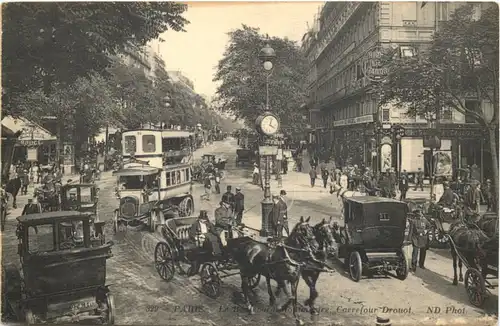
[260,115,279,135]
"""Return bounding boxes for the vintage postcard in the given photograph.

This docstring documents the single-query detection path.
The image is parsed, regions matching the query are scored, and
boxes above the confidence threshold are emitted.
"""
[1,2,498,325]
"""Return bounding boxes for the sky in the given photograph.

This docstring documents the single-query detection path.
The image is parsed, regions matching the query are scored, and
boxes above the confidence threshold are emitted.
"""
[157,2,324,99]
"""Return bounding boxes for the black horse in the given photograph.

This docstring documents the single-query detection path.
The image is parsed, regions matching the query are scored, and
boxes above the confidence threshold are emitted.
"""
[5,177,21,209]
[228,217,319,325]
[275,217,338,315]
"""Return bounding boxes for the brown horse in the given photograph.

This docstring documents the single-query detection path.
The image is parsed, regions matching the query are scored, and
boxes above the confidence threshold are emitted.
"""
[227,216,318,325]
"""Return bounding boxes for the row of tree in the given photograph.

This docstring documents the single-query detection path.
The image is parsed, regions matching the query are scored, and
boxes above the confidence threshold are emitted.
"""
[376,4,499,208]
[213,25,308,136]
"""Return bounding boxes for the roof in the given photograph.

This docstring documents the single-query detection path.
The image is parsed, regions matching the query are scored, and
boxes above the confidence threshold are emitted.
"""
[17,211,92,225]
[345,196,404,205]
[2,116,56,141]
[113,167,160,176]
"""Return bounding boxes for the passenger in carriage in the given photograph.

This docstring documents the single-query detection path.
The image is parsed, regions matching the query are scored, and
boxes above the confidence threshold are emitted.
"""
[189,210,222,256]
[438,181,455,208]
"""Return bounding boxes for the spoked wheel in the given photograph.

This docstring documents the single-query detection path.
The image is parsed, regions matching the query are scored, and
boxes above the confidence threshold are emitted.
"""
[348,251,362,282]
[154,242,175,281]
[465,268,486,307]
[105,293,115,325]
[148,211,157,233]
[112,211,119,234]
[396,250,409,280]
[200,263,221,299]
[248,274,261,289]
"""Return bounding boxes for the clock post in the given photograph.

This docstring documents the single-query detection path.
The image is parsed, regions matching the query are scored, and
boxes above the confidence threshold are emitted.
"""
[255,112,280,237]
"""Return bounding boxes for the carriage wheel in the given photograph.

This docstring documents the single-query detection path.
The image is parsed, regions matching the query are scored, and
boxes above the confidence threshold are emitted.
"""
[249,274,261,289]
[112,211,119,234]
[348,251,362,282]
[148,211,157,233]
[154,242,175,281]
[465,268,486,307]
[105,293,115,325]
[200,263,221,299]
[396,250,409,281]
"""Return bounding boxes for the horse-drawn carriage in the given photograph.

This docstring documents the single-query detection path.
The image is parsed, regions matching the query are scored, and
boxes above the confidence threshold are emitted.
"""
[2,211,114,324]
[235,149,257,167]
[193,155,227,182]
[333,197,409,282]
[153,217,261,298]
[35,184,61,213]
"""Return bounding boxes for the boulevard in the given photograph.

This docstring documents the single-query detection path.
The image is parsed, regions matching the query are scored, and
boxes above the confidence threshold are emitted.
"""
[2,138,497,325]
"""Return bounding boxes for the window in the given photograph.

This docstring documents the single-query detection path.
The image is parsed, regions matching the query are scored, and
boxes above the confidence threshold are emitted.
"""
[142,135,156,153]
[382,108,390,122]
[441,108,453,121]
[166,172,172,186]
[119,176,143,190]
[124,136,136,154]
[185,168,190,182]
[465,100,481,123]
[176,171,181,184]
[28,224,54,253]
[400,46,416,58]
[437,2,449,21]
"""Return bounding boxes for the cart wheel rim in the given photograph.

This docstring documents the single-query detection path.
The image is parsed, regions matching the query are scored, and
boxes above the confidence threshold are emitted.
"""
[200,264,221,298]
[106,293,115,325]
[349,252,361,280]
[150,211,157,232]
[465,269,486,306]
[154,243,175,281]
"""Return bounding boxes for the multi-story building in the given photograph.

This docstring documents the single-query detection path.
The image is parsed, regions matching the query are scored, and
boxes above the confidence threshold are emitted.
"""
[167,71,195,91]
[306,2,495,181]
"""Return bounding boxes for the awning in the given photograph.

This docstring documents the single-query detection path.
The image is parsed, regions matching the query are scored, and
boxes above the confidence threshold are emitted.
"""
[113,167,160,177]
[2,116,56,146]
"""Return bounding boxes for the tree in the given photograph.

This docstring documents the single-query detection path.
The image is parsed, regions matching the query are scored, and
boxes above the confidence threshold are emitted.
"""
[2,2,188,113]
[376,4,499,209]
[213,25,308,134]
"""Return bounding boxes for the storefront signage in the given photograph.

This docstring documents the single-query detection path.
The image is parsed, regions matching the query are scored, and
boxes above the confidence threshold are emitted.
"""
[259,146,278,156]
[362,46,390,82]
[19,139,43,147]
[333,115,374,127]
[380,144,392,172]
[27,148,38,161]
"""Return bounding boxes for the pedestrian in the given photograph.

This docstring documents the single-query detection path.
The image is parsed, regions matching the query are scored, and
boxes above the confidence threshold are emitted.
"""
[409,207,430,271]
[414,168,424,191]
[272,190,289,237]
[221,185,235,214]
[399,170,409,201]
[309,168,317,187]
[282,157,288,175]
[483,179,494,212]
[21,197,43,215]
[252,163,260,185]
[214,168,221,194]
[388,168,397,198]
[234,187,245,225]
[201,173,212,201]
[321,168,329,189]
[464,180,482,217]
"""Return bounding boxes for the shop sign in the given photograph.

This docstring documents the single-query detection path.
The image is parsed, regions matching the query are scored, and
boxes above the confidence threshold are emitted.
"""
[333,115,374,127]
[19,139,43,147]
[362,46,390,82]
[434,151,452,176]
[27,148,38,161]
[259,146,278,156]
[380,144,392,172]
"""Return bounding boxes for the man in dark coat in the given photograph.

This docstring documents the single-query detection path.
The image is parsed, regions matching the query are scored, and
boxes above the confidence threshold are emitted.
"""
[321,168,329,189]
[483,179,494,212]
[189,210,221,256]
[409,209,431,271]
[414,168,424,191]
[234,187,245,225]
[272,191,289,237]
[309,168,317,187]
[438,181,455,208]
[464,181,482,216]
[221,185,235,214]
[22,197,43,215]
[364,175,379,196]
[399,170,409,201]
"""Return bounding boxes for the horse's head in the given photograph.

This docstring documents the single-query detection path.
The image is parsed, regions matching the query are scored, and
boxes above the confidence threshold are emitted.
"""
[289,216,318,251]
[313,216,339,258]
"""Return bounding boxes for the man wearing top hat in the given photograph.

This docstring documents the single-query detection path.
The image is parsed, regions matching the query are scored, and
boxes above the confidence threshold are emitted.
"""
[272,190,289,237]
[234,187,245,225]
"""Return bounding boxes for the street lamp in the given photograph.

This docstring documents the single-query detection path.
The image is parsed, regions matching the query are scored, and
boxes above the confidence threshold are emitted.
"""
[424,111,440,201]
[391,124,405,179]
[256,43,277,237]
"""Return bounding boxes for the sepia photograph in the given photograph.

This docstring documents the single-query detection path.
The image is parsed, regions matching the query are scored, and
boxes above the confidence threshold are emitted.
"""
[1,1,498,325]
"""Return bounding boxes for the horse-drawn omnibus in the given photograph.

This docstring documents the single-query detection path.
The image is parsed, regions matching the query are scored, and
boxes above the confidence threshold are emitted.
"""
[112,128,195,232]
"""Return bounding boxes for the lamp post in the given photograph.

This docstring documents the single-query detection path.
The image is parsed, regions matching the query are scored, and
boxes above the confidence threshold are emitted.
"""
[391,124,405,180]
[424,112,439,201]
[257,43,276,237]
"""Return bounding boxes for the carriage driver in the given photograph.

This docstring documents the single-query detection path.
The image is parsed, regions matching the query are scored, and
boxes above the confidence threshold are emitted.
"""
[189,210,222,257]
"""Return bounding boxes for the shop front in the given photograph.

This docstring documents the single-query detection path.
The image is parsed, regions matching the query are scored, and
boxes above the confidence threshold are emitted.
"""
[3,116,57,165]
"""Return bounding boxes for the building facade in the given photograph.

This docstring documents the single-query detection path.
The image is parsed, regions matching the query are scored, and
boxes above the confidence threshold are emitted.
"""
[305,2,495,181]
